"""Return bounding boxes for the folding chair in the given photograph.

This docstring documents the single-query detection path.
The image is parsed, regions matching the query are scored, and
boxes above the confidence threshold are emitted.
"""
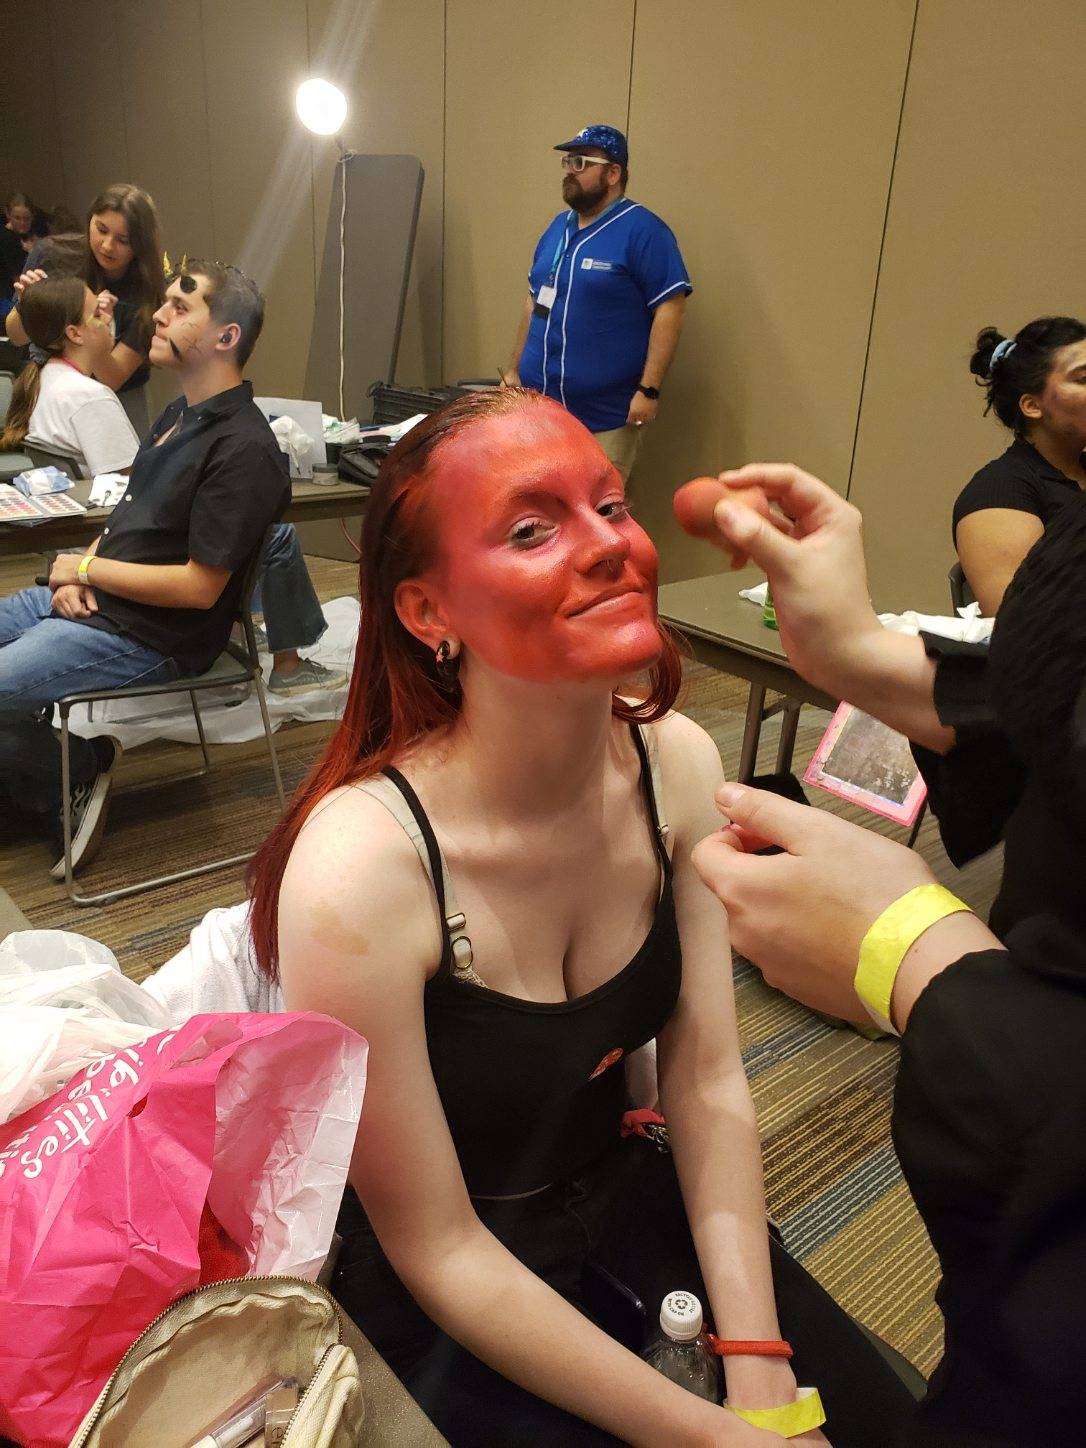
[56,536,287,905]
[948,561,976,611]
[23,443,81,479]
[0,370,34,480]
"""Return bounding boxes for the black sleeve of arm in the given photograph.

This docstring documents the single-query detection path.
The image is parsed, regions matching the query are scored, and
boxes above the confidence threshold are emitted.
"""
[893,926,1086,1415]
[952,467,1040,541]
[892,951,1013,1235]
[910,632,1026,866]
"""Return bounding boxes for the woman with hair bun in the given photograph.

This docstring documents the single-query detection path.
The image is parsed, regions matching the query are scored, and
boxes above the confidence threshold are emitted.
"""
[954,317,1086,615]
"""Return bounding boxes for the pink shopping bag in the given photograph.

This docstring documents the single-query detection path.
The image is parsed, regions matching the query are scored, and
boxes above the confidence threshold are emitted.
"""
[0,1011,366,1448]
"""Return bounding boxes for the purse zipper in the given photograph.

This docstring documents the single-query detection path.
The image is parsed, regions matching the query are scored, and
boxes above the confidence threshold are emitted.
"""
[70,1275,343,1448]
[277,1342,343,1443]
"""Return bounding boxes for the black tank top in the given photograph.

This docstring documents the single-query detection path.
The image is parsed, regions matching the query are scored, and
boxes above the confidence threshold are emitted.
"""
[382,725,682,1195]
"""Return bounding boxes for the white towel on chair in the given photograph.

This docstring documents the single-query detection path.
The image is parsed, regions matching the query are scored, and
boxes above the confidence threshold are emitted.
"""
[143,901,284,1017]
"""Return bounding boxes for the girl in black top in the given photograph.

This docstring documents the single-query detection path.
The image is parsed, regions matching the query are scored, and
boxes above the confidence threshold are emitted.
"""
[248,391,914,1446]
[953,316,1086,615]
[0,192,49,304]
[4,184,164,437]
[698,464,1086,1445]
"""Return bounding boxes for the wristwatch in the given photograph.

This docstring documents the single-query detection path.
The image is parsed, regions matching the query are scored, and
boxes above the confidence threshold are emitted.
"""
[636,384,660,400]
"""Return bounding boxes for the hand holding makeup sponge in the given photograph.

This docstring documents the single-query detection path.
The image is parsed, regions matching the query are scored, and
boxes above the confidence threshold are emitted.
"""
[673,476,772,569]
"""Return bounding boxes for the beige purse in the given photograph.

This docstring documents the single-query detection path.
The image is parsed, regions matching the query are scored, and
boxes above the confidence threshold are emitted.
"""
[68,1276,447,1448]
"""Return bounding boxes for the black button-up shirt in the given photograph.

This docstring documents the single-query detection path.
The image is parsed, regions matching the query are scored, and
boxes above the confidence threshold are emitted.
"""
[85,381,290,673]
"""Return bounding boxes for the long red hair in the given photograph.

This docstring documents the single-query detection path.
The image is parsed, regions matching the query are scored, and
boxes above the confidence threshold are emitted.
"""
[248,389,683,979]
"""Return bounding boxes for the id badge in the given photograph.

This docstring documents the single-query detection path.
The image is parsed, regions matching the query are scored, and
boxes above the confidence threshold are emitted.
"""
[533,283,557,319]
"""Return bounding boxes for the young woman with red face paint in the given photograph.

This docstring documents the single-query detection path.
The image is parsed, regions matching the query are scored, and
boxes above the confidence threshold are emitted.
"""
[248,391,914,1447]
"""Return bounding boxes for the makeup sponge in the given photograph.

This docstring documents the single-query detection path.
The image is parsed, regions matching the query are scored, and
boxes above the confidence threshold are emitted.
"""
[673,476,771,568]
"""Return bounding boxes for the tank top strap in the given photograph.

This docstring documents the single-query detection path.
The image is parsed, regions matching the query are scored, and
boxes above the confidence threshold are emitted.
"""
[632,723,672,872]
[353,771,476,979]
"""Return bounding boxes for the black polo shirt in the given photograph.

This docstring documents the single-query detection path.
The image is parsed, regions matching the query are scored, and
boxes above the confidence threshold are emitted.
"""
[952,436,1082,541]
[84,381,290,673]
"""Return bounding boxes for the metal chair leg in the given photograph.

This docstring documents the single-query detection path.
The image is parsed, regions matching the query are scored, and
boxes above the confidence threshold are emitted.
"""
[906,800,927,850]
[60,706,75,897]
[190,691,211,771]
[738,683,766,783]
[63,850,260,907]
[775,701,801,774]
[251,668,287,811]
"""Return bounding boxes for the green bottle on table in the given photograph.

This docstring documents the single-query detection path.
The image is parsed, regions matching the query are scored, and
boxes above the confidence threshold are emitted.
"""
[762,584,778,630]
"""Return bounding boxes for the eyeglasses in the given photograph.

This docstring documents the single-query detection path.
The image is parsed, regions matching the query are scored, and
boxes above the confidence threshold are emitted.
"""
[561,154,616,173]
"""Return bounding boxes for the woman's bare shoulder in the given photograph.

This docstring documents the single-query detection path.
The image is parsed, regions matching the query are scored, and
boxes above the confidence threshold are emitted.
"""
[643,713,726,843]
[280,782,441,974]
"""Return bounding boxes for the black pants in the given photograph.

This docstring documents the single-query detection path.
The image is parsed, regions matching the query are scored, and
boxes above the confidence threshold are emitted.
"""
[0,717,102,849]
[334,1138,916,1446]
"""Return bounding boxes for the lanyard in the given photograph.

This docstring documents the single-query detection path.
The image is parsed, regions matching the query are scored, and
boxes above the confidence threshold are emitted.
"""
[548,217,576,281]
[49,356,87,377]
[548,199,625,282]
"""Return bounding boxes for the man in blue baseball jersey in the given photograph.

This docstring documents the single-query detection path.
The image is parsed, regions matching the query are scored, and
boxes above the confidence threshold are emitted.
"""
[506,124,692,483]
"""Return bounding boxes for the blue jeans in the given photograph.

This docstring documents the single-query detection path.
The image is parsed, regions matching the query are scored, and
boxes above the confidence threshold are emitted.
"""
[0,586,176,827]
[252,523,327,655]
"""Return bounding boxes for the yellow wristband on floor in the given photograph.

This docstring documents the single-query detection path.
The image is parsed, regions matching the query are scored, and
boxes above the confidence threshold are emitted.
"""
[855,883,970,1034]
[726,1386,826,1436]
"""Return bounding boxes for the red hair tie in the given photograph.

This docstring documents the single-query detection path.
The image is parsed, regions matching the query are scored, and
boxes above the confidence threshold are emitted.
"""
[705,1335,793,1359]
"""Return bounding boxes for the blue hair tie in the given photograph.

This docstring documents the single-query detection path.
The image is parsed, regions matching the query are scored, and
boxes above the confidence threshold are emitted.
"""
[989,338,1017,372]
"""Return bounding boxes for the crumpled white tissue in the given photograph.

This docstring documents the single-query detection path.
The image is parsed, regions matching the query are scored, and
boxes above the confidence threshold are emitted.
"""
[88,472,127,506]
[738,581,993,644]
[270,415,317,478]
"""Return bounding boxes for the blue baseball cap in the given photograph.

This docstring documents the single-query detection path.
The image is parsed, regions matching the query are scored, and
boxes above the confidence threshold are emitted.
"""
[554,125,628,166]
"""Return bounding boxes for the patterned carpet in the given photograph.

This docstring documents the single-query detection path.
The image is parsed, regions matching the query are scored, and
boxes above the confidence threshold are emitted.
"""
[2,551,1004,1377]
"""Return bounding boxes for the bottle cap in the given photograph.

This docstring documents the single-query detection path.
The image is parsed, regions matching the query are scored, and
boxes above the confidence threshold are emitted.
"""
[659,1290,703,1342]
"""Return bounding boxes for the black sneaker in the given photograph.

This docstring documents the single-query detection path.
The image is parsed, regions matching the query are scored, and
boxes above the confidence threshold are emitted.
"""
[50,738,120,881]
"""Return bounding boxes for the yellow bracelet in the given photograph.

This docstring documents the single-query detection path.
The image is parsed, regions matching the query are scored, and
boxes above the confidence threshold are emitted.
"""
[726,1386,826,1436]
[855,883,971,1034]
[76,554,95,585]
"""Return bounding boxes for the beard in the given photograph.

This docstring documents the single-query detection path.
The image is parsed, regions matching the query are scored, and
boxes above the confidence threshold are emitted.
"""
[563,170,609,215]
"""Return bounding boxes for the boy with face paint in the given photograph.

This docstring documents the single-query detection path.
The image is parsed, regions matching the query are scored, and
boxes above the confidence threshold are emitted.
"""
[0,261,289,878]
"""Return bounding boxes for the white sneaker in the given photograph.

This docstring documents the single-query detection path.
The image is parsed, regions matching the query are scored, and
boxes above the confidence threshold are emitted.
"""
[51,739,119,880]
[267,658,348,696]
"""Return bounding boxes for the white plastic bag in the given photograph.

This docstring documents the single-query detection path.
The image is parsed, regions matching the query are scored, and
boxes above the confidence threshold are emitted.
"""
[0,930,175,1124]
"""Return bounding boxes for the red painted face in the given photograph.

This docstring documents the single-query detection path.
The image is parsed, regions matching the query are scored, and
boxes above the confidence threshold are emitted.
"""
[422,405,661,685]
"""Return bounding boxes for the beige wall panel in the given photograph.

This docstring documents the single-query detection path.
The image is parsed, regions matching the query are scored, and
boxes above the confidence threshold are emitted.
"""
[115,0,216,264]
[851,0,1086,614]
[628,0,916,583]
[44,0,131,213]
[116,0,214,420]
[0,2,64,204]
[200,0,316,398]
[305,0,445,389]
[443,0,635,382]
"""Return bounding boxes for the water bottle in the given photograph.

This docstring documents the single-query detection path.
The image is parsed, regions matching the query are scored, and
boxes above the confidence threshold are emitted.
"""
[641,1290,721,1403]
[762,583,779,630]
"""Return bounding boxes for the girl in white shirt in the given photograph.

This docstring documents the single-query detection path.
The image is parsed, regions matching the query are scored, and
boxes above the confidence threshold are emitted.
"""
[0,275,138,477]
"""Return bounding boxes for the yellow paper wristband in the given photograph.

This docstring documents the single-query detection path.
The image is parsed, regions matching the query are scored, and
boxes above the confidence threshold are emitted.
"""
[855,883,970,1033]
[726,1386,826,1436]
[76,554,95,584]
